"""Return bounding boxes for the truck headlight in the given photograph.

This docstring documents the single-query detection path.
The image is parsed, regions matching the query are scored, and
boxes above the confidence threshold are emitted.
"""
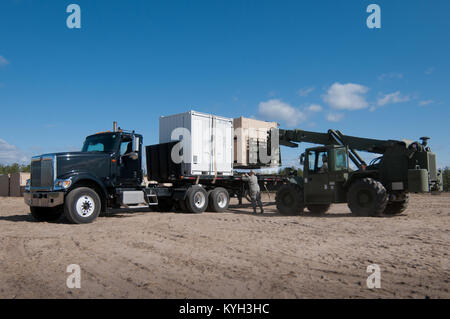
[25,179,30,192]
[54,178,72,190]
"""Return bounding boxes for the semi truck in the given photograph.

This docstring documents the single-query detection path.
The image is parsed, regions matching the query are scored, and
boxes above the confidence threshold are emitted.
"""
[24,113,283,224]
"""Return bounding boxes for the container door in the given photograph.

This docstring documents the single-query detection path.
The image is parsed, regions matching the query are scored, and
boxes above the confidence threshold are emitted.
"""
[191,113,212,174]
[212,117,233,175]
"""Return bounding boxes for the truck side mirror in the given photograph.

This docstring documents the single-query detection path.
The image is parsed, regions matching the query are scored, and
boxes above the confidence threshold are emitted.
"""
[300,153,305,165]
[128,152,139,160]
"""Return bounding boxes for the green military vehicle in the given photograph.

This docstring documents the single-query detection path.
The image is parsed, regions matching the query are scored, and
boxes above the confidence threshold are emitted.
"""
[275,129,443,216]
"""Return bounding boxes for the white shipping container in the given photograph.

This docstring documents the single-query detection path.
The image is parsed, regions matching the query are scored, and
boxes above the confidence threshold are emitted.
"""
[159,111,233,176]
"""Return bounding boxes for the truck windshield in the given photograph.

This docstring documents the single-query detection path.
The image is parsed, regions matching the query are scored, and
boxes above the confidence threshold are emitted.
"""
[81,134,118,153]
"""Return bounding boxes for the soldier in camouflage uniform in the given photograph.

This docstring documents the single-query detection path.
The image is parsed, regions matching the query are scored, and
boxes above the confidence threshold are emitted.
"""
[243,171,264,214]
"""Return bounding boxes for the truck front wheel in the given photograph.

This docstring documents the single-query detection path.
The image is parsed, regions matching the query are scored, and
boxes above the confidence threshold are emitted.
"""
[30,206,63,222]
[64,187,101,224]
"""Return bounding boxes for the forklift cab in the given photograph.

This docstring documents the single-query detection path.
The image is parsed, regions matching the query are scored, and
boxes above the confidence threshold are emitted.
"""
[301,145,349,204]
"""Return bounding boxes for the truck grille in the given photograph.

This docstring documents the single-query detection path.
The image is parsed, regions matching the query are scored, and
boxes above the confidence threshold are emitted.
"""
[31,156,54,190]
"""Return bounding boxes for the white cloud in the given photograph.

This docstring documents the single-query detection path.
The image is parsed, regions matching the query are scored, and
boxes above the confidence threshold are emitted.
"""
[378,72,403,80]
[419,100,434,106]
[377,91,410,106]
[0,56,9,67]
[306,104,322,112]
[298,86,315,96]
[258,99,306,127]
[323,82,369,110]
[0,139,29,164]
[326,113,344,122]
[425,67,435,75]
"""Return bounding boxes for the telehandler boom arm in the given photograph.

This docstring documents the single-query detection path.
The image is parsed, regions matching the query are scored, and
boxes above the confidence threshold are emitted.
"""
[278,129,407,169]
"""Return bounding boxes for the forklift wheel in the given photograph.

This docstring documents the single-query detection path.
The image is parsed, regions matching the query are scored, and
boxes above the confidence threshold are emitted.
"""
[383,193,409,215]
[347,178,388,217]
[275,184,304,215]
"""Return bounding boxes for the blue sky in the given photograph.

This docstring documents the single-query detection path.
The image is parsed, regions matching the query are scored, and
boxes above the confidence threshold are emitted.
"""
[0,0,449,168]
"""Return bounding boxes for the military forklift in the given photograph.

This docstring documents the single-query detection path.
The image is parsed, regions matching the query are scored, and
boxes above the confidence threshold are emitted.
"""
[275,129,443,216]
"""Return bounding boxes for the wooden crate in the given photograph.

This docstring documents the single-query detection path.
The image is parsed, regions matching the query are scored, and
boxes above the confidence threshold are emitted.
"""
[9,172,30,197]
[233,117,279,167]
[0,174,10,197]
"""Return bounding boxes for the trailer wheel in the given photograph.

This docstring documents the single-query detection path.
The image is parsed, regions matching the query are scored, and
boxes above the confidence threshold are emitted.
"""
[64,187,101,224]
[208,187,230,212]
[383,193,409,215]
[347,178,388,217]
[185,186,208,213]
[30,206,63,222]
[307,204,331,215]
[276,184,304,215]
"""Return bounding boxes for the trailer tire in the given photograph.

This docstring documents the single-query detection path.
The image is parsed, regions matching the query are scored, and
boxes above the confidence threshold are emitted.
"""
[64,187,101,224]
[30,206,64,222]
[208,187,230,212]
[276,183,304,215]
[347,178,388,217]
[383,193,409,215]
[307,204,331,215]
[185,186,208,214]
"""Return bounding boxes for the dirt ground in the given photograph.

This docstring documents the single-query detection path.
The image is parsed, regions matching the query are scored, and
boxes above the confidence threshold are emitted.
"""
[0,192,449,299]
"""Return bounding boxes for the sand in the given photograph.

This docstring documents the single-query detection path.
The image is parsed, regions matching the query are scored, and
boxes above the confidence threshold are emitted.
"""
[0,193,449,298]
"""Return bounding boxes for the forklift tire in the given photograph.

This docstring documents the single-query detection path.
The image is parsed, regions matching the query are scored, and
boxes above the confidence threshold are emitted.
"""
[185,186,208,214]
[208,187,230,212]
[307,204,331,215]
[276,183,304,215]
[30,206,64,222]
[347,178,388,217]
[383,194,409,215]
[64,187,101,224]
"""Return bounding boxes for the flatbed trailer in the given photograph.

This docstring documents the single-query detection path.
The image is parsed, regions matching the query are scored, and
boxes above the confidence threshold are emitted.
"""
[146,173,287,212]
[145,141,286,212]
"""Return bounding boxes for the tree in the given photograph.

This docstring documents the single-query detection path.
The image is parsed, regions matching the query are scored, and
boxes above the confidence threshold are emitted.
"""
[0,163,30,175]
[278,166,303,177]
